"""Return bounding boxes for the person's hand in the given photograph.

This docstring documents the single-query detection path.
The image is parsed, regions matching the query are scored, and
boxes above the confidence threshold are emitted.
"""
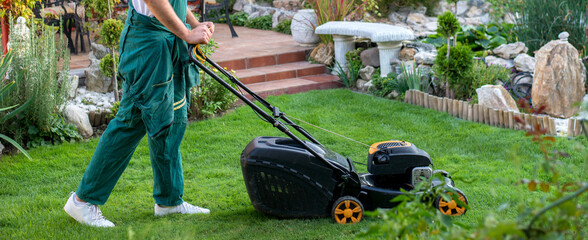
[183,23,213,44]
[201,22,214,35]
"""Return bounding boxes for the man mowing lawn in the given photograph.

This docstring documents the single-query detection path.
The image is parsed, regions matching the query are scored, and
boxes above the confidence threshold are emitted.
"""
[63,0,214,227]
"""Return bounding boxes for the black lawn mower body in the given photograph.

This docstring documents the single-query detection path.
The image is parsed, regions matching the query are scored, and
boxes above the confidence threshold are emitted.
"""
[189,45,468,224]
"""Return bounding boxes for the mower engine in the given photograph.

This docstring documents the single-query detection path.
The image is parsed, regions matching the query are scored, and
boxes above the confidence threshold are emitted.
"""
[367,140,433,186]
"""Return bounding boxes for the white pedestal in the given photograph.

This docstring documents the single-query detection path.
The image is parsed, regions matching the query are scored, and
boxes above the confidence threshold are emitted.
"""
[332,35,355,75]
[377,41,402,77]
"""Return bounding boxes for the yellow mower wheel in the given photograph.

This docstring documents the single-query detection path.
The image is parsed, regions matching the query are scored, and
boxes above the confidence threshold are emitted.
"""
[434,189,468,216]
[332,196,363,224]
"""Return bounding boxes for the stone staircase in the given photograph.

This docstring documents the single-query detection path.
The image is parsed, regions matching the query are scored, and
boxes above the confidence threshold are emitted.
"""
[216,49,341,99]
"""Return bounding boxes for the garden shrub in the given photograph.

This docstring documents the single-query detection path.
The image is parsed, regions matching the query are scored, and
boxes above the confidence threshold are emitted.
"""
[0,51,32,159]
[398,63,429,93]
[245,15,272,30]
[274,19,291,35]
[99,53,119,78]
[433,44,474,100]
[464,60,512,101]
[424,23,517,56]
[229,12,249,26]
[513,0,588,56]
[1,20,81,147]
[81,0,120,19]
[189,40,238,119]
[334,48,363,88]
[370,70,397,98]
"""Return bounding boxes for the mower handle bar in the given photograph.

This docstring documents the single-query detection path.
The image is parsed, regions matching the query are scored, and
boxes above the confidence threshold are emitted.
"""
[188,44,352,176]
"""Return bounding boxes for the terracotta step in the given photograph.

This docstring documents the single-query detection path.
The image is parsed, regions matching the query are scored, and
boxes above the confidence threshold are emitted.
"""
[241,74,342,100]
[217,50,307,70]
[235,61,327,84]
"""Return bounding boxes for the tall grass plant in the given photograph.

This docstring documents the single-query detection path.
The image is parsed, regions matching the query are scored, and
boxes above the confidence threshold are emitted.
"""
[1,19,72,146]
[513,0,588,56]
[305,0,362,44]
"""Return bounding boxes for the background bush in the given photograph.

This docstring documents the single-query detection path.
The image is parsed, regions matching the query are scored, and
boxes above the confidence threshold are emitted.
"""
[464,60,512,101]
[1,20,80,147]
[433,43,474,100]
[189,40,238,119]
[274,18,291,35]
[513,0,588,56]
[229,11,249,26]
[98,53,119,78]
[424,23,517,56]
[244,15,272,30]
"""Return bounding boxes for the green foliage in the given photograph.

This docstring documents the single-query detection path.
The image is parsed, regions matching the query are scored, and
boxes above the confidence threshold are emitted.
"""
[99,53,119,78]
[424,23,517,56]
[1,20,78,147]
[486,0,523,20]
[0,51,32,160]
[81,0,120,19]
[190,40,238,119]
[229,12,249,26]
[363,113,588,239]
[399,63,429,93]
[437,11,459,39]
[107,101,120,119]
[370,69,397,97]
[433,44,474,100]
[371,64,429,98]
[25,115,82,148]
[465,60,512,101]
[99,19,124,48]
[360,175,468,239]
[334,48,363,88]
[274,19,291,35]
[0,0,41,20]
[245,15,272,30]
[513,0,588,56]
[306,0,361,43]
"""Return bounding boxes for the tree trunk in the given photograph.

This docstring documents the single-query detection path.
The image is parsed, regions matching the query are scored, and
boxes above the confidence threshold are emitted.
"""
[445,38,450,97]
[112,47,119,102]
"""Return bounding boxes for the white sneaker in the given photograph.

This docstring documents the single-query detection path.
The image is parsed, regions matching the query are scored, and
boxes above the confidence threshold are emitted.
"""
[63,192,115,227]
[154,202,210,216]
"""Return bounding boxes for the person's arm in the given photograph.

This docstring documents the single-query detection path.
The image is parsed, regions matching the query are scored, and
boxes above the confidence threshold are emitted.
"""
[186,8,215,35]
[144,0,211,44]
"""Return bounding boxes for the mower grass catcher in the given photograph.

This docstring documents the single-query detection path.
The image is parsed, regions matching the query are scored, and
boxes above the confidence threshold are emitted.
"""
[189,45,468,224]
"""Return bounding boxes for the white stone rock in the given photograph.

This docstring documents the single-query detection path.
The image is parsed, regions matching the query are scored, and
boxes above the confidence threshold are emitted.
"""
[493,42,528,59]
[64,105,93,138]
[424,21,438,31]
[513,54,536,73]
[414,52,436,65]
[69,75,79,99]
[359,66,375,81]
[485,56,514,69]
[233,0,254,12]
[406,13,427,26]
[476,85,520,113]
[356,79,367,90]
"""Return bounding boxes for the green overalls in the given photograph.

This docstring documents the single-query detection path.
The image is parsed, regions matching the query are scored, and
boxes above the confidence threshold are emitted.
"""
[76,0,200,207]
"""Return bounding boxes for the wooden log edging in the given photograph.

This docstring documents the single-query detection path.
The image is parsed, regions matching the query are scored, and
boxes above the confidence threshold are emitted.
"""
[403,90,571,136]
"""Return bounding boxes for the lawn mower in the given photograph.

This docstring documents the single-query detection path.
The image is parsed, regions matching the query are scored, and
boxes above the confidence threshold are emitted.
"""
[188,45,468,224]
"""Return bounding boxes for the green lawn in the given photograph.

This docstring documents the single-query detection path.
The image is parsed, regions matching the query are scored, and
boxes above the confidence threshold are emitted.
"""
[1,89,586,239]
